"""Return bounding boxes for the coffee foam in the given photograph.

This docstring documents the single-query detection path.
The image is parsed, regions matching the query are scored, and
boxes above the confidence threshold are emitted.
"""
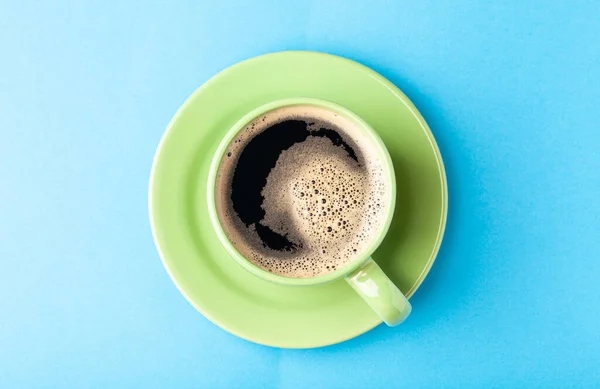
[215,105,389,278]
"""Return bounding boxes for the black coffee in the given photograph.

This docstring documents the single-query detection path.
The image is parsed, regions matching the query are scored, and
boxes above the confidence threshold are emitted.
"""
[215,105,388,278]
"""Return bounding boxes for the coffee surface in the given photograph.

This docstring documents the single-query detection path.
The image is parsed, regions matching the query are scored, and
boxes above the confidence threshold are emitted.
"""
[215,105,388,278]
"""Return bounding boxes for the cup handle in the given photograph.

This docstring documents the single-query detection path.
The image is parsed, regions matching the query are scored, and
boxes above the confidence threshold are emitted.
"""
[345,259,411,326]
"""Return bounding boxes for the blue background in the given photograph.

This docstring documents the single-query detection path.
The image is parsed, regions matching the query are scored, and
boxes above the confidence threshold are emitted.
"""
[1,1,599,387]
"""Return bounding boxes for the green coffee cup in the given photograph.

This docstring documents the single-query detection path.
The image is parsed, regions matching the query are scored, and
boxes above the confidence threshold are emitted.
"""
[207,98,411,326]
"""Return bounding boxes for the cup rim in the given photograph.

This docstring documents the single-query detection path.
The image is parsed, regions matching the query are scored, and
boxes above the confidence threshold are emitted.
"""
[207,97,397,286]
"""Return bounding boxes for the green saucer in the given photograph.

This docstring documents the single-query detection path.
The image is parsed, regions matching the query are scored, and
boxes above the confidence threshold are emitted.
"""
[149,51,447,348]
